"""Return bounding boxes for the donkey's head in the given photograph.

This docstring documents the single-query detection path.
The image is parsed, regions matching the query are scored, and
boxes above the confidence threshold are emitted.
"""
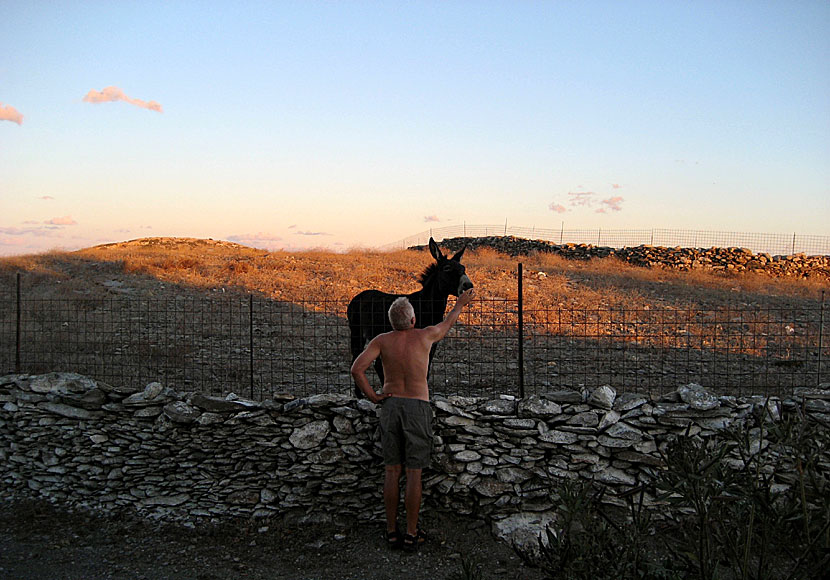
[419,237,474,296]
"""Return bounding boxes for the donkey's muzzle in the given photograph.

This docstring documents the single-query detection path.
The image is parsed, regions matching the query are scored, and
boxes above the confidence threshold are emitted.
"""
[457,275,474,295]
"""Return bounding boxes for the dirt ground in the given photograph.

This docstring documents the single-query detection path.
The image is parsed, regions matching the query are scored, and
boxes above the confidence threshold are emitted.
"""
[0,500,544,580]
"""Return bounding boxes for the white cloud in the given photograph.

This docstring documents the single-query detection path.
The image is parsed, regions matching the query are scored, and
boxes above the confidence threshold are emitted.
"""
[83,86,163,113]
[600,196,624,212]
[0,103,23,125]
[568,191,596,207]
[44,216,78,226]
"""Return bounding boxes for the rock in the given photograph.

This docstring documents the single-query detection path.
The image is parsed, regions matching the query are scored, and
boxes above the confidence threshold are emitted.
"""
[480,399,517,415]
[143,382,164,400]
[133,406,163,419]
[191,393,259,413]
[123,384,175,407]
[594,467,637,486]
[614,393,648,412]
[455,450,482,462]
[37,402,94,420]
[163,401,201,424]
[603,422,643,441]
[543,389,583,404]
[567,411,600,427]
[598,410,621,431]
[497,467,532,483]
[589,385,616,410]
[537,423,579,445]
[678,384,719,411]
[473,478,513,498]
[142,494,190,507]
[289,420,330,449]
[518,396,562,418]
[196,412,224,426]
[492,512,556,556]
[227,490,260,505]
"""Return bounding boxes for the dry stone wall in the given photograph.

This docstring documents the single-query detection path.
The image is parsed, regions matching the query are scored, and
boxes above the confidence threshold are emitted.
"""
[415,236,830,280]
[2,373,828,542]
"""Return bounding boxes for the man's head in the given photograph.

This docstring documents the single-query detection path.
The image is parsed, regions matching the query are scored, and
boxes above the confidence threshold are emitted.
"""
[388,297,416,330]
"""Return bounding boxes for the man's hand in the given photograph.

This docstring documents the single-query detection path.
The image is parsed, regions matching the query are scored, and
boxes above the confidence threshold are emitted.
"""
[457,287,475,308]
[367,391,393,405]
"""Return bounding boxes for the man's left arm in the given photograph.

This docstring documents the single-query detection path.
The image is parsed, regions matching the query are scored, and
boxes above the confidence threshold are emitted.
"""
[350,338,391,404]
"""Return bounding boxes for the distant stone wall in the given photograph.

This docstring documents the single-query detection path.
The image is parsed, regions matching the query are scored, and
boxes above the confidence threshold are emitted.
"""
[415,236,830,280]
[2,373,828,540]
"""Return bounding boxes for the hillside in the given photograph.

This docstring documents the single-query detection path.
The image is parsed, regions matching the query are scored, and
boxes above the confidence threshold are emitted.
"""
[2,236,825,312]
[1,235,827,400]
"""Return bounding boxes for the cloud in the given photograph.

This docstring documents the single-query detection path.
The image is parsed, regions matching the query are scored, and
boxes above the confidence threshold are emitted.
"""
[82,86,163,113]
[612,183,622,189]
[44,216,78,226]
[568,191,596,207]
[599,196,624,212]
[226,233,285,251]
[38,195,55,200]
[0,103,23,125]
[548,203,567,214]
[295,231,332,236]
[1,225,65,237]
[424,215,440,223]
[227,233,282,243]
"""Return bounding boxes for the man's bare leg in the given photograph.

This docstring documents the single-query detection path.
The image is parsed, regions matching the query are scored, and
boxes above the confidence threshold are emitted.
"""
[384,465,402,533]
[404,468,422,536]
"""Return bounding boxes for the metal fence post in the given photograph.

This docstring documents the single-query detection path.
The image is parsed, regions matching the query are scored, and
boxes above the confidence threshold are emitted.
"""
[518,263,524,399]
[15,272,21,373]
[249,294,254,399]
[819,290,825,388]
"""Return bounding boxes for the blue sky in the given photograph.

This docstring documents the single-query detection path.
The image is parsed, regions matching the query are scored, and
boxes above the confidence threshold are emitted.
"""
[1,1,828,255]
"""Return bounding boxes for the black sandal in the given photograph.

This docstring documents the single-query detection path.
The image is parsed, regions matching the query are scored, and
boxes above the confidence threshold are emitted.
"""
[402,528,427,552]
[385,528,403,550]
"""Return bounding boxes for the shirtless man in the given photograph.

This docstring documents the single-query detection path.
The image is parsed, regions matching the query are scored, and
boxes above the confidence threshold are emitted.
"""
[351,288,475,551]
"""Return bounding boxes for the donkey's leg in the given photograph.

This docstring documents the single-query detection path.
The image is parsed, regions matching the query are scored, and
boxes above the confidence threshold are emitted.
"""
[349,325,367,398]
[426,344,437,381]
[374,357,385,386]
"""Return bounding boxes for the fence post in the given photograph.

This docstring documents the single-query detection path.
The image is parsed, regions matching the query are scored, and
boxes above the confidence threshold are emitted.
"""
[819,291,825,388]
[792,233,796,255]
[249,294,254,399]
[518,263,524,399]
[15,272,21,373]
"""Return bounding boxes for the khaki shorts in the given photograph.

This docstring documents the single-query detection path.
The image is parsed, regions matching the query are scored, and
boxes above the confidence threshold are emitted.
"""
[379,397,433,469]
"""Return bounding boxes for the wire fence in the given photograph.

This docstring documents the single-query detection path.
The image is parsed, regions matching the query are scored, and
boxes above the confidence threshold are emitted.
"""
[2,274,826,400]
[386,225,830,257]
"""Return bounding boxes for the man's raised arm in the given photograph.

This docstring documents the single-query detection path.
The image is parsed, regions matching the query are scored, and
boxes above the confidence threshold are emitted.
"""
[424,288,475,342]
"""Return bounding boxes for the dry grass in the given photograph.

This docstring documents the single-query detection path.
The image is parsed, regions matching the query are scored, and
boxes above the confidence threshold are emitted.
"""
[1,237,826,398]
[4,236,822,307]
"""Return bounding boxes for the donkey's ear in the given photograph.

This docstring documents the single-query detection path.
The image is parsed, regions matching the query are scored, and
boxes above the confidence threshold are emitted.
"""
[428,238,444,261]
[451,245,466,262]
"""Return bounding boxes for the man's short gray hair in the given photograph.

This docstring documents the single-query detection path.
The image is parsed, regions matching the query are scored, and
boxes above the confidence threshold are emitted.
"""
[388,297,415,330]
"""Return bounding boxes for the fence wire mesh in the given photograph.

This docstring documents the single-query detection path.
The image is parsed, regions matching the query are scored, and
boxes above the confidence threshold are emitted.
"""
[1,282,826,400]
[388,225,830,256]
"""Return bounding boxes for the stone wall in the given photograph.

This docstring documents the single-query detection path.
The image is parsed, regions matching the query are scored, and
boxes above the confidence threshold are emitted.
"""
[413,236,830,280]
[2,373,828,543]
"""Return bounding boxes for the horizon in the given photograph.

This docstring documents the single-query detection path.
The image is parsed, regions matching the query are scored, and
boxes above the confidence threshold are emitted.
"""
[2,1,829,257]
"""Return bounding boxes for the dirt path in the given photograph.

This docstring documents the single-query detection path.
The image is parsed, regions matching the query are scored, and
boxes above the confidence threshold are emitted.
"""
[0,501,544,580]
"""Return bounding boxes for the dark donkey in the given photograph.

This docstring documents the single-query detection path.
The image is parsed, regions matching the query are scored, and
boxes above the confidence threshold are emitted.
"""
[347,238,474,397]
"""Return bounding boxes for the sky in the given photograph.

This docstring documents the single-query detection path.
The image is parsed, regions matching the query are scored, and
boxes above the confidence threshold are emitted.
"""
[1,1,828,256]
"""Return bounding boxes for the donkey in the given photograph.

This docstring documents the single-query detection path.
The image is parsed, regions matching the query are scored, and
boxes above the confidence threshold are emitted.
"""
[347,238,474,397]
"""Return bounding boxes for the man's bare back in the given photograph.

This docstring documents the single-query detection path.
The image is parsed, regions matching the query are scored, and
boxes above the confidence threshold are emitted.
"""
[372,327,436,400]
[351,288,475,404]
